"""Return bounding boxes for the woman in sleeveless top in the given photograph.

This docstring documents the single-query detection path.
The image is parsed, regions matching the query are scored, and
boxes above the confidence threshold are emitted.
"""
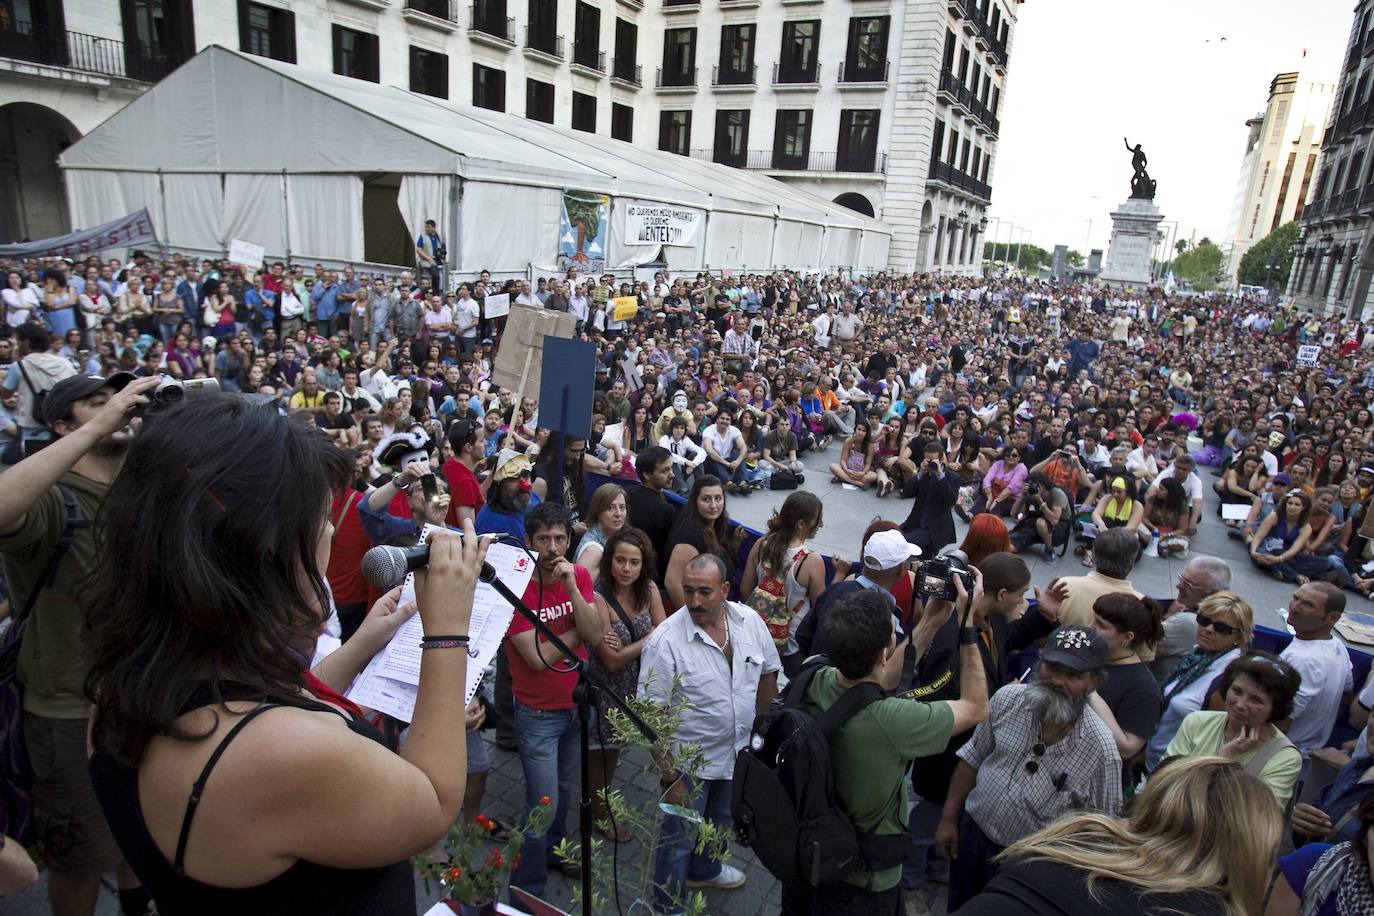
[575,482,627,576]
[739,491,832,677]
[1250,491,1314,582]
[83,393,490,915]
[587,528,665,842]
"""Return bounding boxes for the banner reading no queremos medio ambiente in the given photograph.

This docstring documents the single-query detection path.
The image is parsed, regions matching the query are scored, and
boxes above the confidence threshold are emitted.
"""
[623,204,703,247]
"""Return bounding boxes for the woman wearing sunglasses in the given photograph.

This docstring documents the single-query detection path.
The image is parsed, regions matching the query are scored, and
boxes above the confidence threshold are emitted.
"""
[1145,591,1253,772]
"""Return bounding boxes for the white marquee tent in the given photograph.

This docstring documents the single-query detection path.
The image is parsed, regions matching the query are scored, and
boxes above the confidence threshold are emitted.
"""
[59,45,891,275]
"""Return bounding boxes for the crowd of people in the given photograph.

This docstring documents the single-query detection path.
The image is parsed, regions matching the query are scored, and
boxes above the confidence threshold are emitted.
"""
[3,248,1374,916]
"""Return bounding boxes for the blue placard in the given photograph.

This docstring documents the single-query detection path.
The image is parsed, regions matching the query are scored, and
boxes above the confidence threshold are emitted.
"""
[538,336,597,438]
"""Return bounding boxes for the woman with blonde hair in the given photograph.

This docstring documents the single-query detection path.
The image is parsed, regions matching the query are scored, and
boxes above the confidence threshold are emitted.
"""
[953,756,1282,916]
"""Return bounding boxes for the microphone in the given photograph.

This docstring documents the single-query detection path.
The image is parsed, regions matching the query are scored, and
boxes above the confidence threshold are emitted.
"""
[361,534,518,588]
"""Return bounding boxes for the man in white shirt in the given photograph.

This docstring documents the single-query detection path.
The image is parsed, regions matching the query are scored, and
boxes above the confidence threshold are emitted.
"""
[1146,454,1204,535]
[1280,582,1354,755]
[701,409,748,492]
[639,554,780,909]
[832,302,863,347]
[811,305,835,348]
[515,280,540,308]
[453,285,481,355]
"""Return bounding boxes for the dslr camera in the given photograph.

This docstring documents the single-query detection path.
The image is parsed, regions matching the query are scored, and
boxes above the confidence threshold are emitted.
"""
[915,548,976,602]
[1024,480,1042,498]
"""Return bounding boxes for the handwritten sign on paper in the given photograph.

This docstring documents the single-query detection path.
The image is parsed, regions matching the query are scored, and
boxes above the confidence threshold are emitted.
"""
[484,292,511,318]
[346,533,535,719]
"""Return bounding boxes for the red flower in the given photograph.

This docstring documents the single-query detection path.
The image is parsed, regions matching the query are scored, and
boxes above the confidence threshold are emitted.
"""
[513,853,522,868]
[540,795,552,806]
[446,866,462,882]
[491,851,505,868]
[475,815,494,831]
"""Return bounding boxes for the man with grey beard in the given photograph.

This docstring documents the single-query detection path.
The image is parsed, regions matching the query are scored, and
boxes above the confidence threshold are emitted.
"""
[934,625,1122,910]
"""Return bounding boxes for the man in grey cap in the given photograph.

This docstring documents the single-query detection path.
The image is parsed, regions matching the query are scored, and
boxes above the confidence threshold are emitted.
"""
[936,624,1123,909]
[0,371,159,915]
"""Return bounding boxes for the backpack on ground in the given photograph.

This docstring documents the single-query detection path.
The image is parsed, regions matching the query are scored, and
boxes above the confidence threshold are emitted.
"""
[730,660,907,887]
[744,549,809,647]
[0,484,84,844]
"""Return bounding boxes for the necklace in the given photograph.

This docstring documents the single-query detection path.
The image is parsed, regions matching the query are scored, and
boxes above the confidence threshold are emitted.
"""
[721,614,731,651]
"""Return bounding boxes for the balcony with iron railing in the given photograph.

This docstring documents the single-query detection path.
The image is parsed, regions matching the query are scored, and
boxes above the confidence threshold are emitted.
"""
[687,148,887,174]
[711,63,756,88]
[655,66,697,90]
[837,58,889,85]
[611,58,642,86]
[523,27,563,60]
[571,45,605,74]
[0,21,179,82]
[947,0,968,18]
[772,61,820,87]
[928,159,992,202]
[469,5,514,44]
[407,0,459,22]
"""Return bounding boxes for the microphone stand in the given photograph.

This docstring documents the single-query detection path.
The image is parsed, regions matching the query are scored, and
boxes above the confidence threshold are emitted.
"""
[479,563,658,916]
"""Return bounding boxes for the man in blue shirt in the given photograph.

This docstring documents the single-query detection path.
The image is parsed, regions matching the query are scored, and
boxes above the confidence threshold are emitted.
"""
[1066,328,1100,379]
[357,457,452,545]
[310,270,341,338]
[796,529,917,658]
[1290,726,1374,845]
[416,219,445,290]
[475,450,542,542]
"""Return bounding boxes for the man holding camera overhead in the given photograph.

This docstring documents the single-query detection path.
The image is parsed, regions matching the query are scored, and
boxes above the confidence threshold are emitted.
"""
[0,372,160,916]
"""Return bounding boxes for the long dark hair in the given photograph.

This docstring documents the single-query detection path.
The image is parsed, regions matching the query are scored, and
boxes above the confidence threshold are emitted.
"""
[83,393,351,764]
[672,474,735,560]
[759,490,822,573]
[598,527,657,612]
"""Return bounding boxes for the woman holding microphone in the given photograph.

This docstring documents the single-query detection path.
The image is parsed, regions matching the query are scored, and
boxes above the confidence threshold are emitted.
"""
[83,393,489,914]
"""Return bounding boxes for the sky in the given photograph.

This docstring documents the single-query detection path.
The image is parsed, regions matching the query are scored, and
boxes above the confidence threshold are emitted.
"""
[988,0,1354,256]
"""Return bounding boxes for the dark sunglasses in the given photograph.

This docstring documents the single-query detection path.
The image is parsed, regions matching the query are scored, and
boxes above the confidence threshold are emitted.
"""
[1024,742,1046,774]
[1195,613,1238,637]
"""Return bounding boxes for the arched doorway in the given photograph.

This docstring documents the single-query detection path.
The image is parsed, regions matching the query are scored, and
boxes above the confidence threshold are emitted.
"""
[0,103,79,243]
[833,192,875,218]
[915,200,934,272]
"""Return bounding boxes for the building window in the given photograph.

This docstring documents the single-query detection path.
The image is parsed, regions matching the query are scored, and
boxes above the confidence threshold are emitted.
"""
[238,1,295,63]
[844,17,888,82]
[957,44,969,81]
[332,25,378,82]
[526,78,554,122]
[981,155,990,183]
[942,28,955,72]
[773,109,811,169]
[410,46,448,98]
[611,102,634,142]
[574,1,600,69]
[960,138,970,172]
[838,109,879,172]
[931,119,945,168]
[472,0,508,38]
[947,128,958,165]
[1294,152,1317,221]
[718,23,755,84]
[528,0,558,53]
[714,109,750,167]
[613,18,637,81]
[572,91,596,132]
[1272,151,1297,231]
[662,28,696,86]
[778,21,819,82]
[122,0,196,81]
[659,110,692,156]
[473,62,506,111]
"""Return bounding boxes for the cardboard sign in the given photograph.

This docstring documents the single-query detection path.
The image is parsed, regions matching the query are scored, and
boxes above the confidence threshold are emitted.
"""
[611,296,639,322]
[491,303,578,395]
[1296,344,1321,367]
[227,238,265,270]
[1322,332,1337,348]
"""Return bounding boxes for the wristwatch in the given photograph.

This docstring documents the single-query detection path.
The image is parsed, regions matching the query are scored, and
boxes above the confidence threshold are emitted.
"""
[390,472,412,491]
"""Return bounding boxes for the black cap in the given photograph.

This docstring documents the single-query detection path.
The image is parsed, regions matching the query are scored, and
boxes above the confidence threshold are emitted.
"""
[1038,625,1108,673]
[42,372,136,428]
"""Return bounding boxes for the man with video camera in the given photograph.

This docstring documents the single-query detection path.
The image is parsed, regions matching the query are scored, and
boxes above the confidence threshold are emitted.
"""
[899,438,960,556]
[0,371,160,916]
[1008,472,1071,564]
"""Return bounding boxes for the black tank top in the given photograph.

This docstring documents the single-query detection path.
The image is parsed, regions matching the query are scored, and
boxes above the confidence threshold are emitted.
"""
[88,684,416,916]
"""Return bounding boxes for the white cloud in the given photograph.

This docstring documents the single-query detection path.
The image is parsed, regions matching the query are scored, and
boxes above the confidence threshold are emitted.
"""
[989,0,1351,254]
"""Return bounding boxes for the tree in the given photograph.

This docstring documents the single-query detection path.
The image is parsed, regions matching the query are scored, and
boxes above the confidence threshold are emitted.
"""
[1175,239,1190,255]
[1237,220,1300,289]
[1066,249,1085,268]
[1171,239,1225,291]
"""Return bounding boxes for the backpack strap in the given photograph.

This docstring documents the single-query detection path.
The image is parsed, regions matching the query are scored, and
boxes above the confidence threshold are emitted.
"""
[331,490,360,543]
[15,484,84,626]
[813,680,887,738]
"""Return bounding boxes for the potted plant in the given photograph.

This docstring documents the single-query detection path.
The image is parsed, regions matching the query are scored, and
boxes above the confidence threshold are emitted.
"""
[417,797,554,915]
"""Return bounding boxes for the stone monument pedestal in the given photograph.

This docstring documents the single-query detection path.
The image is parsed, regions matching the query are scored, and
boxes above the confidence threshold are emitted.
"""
[1098,197,1164,288]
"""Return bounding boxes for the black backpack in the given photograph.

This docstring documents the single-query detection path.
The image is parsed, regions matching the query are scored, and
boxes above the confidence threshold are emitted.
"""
[730,660,908,887]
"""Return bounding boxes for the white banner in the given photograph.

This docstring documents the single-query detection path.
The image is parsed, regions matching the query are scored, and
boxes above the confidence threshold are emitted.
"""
[0,208,157,258]
[484,292,510,318]
[1296,344,1321,367]
[623,204,703,247]
[227,238,265,269]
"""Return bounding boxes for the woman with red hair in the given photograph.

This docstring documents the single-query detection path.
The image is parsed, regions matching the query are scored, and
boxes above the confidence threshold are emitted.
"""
[959,513,1013,570]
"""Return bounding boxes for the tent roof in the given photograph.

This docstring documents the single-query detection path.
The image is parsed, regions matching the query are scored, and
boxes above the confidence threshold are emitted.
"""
[61,45,888,235]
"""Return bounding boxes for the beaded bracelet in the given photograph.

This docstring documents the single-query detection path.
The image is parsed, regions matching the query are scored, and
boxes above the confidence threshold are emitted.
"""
[420,634,471,650]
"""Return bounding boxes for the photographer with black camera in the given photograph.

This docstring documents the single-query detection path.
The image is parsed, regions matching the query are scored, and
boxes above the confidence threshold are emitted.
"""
[0,371,160,916]
[899,438,960,556]
[1009,472,1071,563]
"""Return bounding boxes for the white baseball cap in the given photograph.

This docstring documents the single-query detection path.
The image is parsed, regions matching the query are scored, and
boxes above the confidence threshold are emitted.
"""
[862,530,922,572]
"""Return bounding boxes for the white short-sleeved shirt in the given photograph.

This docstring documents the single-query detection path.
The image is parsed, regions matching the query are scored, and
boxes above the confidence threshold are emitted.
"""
[1153,466,1203,505]
[637,601,781,779]
[1281,636,1355,754]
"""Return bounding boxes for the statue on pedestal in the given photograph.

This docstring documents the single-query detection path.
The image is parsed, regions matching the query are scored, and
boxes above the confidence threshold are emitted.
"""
[1123,138,1157,201]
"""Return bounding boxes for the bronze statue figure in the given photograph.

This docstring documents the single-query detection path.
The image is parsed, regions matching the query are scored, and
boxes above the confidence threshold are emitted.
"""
[1123,138,1157,200]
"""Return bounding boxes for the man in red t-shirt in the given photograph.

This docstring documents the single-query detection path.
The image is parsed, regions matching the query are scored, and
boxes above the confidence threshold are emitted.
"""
[504,502,605,901]
[443,418,485,527]
[325,485,373,639]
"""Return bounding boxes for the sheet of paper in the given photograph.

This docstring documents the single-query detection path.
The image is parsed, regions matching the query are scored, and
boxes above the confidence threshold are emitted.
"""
[347,532,535,720]
[484,292,510,318]
[1220,503,1251,521]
